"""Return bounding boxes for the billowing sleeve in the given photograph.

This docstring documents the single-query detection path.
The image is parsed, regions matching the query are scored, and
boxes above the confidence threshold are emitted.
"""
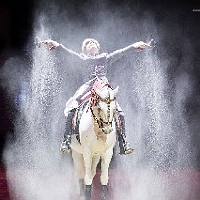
[106,44,137,65]
[59,44,85,60]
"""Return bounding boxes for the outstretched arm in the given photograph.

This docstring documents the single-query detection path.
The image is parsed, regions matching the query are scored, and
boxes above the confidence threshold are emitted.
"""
[107,40,153,64]
[36,38,83,59]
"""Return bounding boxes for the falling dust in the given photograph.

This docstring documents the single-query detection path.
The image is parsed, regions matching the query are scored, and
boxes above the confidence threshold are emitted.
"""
[1,1,199,200]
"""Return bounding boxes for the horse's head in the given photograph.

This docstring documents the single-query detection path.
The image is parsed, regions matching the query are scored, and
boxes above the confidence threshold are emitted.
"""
[90,81,119,134]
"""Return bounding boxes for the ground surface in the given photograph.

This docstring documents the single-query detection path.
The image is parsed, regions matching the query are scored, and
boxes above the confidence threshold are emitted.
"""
[0,165,200,200]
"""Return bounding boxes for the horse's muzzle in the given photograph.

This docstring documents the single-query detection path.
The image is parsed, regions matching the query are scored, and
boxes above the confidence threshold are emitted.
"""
[102,126,113,134]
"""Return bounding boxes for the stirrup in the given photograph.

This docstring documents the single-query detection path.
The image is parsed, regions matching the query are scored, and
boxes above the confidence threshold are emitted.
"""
[119,143,134,155]
[124,148,134,155]
[119,148,134,155]
[60,140,71,154]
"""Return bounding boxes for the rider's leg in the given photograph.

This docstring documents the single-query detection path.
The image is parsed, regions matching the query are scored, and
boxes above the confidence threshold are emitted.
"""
[116,109,134,155]
[61,81,93,153]
[60,108,76,152]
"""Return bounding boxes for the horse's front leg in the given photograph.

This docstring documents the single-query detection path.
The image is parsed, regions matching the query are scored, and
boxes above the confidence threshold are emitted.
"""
[83,147,93,200]
[91,155,100,179]
[100,148,114,200]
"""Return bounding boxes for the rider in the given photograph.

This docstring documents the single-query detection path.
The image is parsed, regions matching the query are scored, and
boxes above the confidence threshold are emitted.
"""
[42,38,151,155]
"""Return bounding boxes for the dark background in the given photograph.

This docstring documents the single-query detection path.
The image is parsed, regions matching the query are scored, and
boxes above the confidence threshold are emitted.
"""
[0,0,200,166]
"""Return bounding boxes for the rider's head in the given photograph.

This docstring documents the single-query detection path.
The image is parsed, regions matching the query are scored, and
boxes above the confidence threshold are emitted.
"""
[82,38,100,55]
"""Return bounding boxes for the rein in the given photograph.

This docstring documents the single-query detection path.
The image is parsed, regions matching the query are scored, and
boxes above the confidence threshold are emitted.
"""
[89,88,116,131]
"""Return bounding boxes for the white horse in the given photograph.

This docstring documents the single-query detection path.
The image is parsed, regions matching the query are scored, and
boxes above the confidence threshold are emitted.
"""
[69,80,119,200]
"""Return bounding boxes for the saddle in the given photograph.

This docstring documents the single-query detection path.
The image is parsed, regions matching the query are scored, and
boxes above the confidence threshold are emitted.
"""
[72,100,89,137]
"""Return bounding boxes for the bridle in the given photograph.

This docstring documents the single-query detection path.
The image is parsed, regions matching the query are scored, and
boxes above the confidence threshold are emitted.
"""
[89,86,116,133]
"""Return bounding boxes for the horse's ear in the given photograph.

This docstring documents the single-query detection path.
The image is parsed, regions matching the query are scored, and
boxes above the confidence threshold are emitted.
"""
[110,86,119,99]
[114,86,119,94]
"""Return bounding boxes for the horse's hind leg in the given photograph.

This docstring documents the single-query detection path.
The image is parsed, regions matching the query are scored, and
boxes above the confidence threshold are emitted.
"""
[82,148,94,200]
[83,148,93,185]
[72,150,85,179]
[78,179,85,197]
[71,150,85,197]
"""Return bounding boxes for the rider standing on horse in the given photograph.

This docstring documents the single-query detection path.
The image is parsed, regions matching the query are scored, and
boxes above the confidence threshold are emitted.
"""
[42,38,151,155]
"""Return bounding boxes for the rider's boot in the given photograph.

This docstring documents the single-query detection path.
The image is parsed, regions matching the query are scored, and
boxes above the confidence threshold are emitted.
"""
[117,112,134,155]
[60,108,76,153]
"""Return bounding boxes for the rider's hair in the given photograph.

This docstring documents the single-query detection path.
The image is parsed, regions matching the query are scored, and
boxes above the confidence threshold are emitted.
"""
[82,38,100,54]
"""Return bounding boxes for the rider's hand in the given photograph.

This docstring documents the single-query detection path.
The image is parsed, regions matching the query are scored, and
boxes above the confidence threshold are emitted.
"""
[133,41,151,51]
[42,39,60,50]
